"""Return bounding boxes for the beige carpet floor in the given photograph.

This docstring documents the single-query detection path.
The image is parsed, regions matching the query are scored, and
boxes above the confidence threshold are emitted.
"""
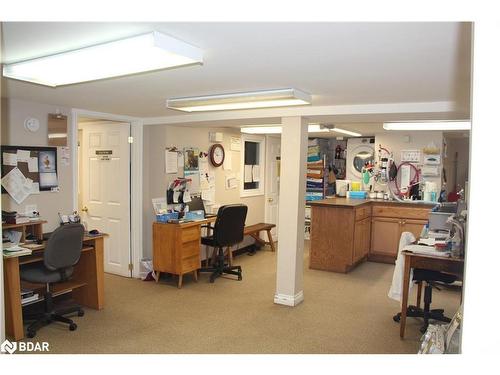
[23,243,461,354]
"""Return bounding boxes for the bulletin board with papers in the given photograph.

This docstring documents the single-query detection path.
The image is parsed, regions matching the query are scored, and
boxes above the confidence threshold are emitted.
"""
[1,146,58,203]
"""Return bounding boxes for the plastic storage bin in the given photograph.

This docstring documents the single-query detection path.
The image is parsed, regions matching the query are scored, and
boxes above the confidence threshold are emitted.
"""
[348,191,366,199]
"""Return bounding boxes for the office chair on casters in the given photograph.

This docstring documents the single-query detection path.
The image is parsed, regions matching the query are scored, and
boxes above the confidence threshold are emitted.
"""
[393,269,457,333]
[20,223,85,338]
[199,204,248,283]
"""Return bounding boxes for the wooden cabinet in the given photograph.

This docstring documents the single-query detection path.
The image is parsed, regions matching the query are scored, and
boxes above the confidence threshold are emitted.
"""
[309,198,433,272]
[369,205,429,263]
[310,204,370,273]
[353,217,371,263]
[370,217,402,259]
[401,218,428,241]
[153,222,202,288]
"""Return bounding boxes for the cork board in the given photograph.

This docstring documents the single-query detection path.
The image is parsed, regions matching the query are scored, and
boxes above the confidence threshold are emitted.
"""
[1,145,58,193]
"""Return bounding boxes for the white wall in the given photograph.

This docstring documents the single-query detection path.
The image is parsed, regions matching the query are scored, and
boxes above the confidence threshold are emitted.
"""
[443,136,469,194]
[142,125,266,258]
[0,24,5,343]
[374,131,444,193]
[1,98,74,231]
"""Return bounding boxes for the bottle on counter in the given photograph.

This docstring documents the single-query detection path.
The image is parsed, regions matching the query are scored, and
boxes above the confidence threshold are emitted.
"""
[420,223,429,238]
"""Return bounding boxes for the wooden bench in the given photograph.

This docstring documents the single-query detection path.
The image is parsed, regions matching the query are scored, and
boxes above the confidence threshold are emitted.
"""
[244,223,276,252]
[207,222,277,267]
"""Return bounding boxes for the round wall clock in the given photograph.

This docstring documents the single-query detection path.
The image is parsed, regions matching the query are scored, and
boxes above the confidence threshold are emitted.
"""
[209,143,225,167]
[24,117,40,132]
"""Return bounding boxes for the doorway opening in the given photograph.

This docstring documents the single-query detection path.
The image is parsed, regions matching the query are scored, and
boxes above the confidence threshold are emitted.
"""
[77,117,132,277]
[265,135,281,242]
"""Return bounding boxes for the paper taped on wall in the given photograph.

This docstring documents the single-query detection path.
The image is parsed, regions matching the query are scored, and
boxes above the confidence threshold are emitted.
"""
[165,150,178,174]
[1,167,31,204]
[3,152,17,166]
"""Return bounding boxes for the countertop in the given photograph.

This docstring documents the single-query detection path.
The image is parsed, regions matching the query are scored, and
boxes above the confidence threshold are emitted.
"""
[308,197,437,208]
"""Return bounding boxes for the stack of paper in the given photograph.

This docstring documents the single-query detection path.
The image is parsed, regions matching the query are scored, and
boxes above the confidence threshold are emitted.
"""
[404,244,450,257]
[3,246,32,257]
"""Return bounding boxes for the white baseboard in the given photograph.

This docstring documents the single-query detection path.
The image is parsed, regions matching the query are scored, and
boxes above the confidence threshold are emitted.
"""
[273,291,304,306]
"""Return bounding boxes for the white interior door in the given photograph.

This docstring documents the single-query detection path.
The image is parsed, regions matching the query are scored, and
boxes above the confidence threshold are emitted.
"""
[80,121,131,277]
[265,136,281,241]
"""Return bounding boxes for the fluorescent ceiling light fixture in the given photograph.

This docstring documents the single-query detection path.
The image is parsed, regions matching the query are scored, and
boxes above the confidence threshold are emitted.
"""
[167,88,311,112]
[383,121,471,131]
[329,127,362,137]
[2,32,203,87]
[307,124,330,133]
[241,126,282,134]
[240,124,329,134]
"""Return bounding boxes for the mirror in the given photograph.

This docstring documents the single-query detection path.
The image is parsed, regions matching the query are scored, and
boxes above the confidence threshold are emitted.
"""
[353,151,374,173]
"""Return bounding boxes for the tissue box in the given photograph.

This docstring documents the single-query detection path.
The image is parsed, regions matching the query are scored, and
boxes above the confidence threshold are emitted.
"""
[156,212,179,223]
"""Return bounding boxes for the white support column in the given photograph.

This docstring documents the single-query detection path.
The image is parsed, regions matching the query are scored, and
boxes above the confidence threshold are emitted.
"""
[274,116,308,306]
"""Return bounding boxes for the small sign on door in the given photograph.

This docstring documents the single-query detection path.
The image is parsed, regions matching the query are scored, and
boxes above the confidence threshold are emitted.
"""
[96,150,112,161]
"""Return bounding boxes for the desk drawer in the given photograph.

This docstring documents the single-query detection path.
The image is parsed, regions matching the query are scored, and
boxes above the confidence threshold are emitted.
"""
[181,226,200,243]
[372,205,430,220]
[181,241,200,259]
[181,254,200,272]
[355,205,371,221]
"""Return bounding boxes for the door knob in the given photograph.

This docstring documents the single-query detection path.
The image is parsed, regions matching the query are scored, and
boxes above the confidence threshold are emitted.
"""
[81,206,89,213]
[267,198,273,202]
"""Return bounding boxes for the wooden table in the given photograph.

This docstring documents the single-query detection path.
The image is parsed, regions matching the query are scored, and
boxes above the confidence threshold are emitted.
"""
[3,233,107,341]
[399,250,464,338]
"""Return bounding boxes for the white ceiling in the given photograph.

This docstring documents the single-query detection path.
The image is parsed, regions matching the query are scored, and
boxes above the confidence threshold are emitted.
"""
[1,22,472,121]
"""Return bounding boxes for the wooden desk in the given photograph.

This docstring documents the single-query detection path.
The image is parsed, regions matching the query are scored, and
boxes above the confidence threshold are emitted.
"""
[153,218,216,288]
[399,251,464,338]
[3,234,106,341]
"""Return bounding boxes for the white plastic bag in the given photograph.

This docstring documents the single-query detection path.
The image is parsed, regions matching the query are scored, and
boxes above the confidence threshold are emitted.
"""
[139,259,154,280]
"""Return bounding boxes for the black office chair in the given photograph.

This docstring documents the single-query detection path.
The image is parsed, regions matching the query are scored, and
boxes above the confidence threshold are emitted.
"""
[199,204,248,283]
[393,269,457,333]
[20,223,85,338]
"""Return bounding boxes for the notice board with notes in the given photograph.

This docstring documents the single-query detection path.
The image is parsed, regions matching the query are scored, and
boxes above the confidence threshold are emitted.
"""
[1,146,59,200]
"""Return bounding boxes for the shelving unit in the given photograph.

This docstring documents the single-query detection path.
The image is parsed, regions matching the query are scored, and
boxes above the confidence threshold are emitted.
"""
[2,220,46,242]
[305,139,329,239]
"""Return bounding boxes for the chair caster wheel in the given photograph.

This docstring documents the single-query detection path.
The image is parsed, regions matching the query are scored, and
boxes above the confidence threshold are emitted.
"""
[78,310,85,317]
[69,323,78,331]
[393,314,401,323]
[238,276,242,281]
[27,330,36,338]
